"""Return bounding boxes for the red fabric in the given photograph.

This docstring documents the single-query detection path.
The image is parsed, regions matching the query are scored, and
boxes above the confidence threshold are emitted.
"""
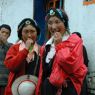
[49,62,67,87]
[35,45,44,95]
[36,34,87,95]
[4,43,28,95]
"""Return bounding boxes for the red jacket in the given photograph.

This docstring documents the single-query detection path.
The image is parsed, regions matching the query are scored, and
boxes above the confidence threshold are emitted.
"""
[4,43,29,95]
[36,34,87,95]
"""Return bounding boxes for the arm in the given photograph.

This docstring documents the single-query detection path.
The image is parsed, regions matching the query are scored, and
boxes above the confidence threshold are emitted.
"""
[49,34,87,88]
[4,44,28,72]
[56,34,83,74]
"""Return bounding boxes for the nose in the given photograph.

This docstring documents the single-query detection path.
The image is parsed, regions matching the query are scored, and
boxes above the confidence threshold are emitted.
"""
[52,23,56,29]
[28,34,32,38]
[2,32,8,36]
[27,32,34,39]
[27,31,32,36]
[51,23,58,33]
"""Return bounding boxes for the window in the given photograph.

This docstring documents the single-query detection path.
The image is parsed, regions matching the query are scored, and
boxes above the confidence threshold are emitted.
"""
[46,0,64,11]
[83,0,95,5]
[85,0,93,1]
[56,1,60,8]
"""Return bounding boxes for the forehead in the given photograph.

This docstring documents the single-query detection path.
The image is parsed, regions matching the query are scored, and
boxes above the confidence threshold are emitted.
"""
[0,27,10,33]
[22,24,36,30]
[48,16,61,22]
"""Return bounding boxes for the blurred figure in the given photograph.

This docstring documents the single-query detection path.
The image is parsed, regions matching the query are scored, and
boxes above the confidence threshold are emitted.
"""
[0,24,12,95]
[72,32,89,95]
[4,18,40,95]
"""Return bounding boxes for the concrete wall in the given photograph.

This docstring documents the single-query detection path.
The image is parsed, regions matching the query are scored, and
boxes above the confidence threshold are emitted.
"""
[0,0,33,43]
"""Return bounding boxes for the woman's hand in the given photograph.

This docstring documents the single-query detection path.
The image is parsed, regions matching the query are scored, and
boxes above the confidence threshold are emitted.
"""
[25,39,33,50]
[53,32,62,45]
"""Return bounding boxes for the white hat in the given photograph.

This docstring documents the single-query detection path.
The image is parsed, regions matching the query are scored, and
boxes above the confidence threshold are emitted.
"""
[11,75,38,95]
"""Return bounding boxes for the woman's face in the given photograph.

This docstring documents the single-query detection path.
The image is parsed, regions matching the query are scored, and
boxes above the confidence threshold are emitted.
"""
[21,25,37,43]
[47,16,66,37]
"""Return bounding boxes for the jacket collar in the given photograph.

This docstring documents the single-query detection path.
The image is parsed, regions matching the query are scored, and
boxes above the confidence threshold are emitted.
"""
[46,33,70,46]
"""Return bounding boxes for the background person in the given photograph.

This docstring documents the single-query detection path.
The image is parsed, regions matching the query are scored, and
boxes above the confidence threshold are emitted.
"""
[0,24,12,95]
[72,32,89,95]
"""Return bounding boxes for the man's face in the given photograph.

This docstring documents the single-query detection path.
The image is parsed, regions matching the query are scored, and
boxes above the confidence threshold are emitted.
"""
[0,27,10,44]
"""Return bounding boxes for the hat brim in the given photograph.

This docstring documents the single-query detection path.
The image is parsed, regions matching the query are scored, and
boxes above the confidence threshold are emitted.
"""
[11,75,38,95]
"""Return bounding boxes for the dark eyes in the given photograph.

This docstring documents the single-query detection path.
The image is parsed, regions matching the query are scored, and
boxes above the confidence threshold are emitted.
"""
[48,20,61,25]
[23,30,36,34]
[1,31,9,35]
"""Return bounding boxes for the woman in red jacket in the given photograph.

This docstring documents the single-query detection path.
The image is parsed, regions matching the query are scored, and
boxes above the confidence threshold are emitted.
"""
[4,18,40,95]
[36,8,87,95]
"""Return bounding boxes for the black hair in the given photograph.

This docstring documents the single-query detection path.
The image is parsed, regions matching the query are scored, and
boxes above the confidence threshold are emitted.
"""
[46,8,69,31]
[72,32,82,38]
[0,24,11,35]
[17,18,40,40]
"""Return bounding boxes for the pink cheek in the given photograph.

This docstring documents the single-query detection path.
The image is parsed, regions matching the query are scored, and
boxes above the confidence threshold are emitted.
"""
[31,35,37,40]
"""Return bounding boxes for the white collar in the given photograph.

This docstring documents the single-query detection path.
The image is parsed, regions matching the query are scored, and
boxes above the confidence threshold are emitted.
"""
[46,33,70,45]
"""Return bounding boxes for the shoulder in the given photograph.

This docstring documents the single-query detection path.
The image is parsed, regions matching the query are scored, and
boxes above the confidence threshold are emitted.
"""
[3,42,13,50]
[67,34,83,44]
[6,42,13,47]
[39,44,46,55]
[40,43,46,50]
[8,43,20,52]
[56,34,83,52]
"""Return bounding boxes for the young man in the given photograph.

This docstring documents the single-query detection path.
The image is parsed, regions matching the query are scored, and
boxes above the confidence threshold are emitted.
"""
[0,24,12,95]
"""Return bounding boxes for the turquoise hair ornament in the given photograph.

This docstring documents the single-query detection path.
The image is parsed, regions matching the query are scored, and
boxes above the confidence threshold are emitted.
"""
[49,9,55,16]
[56,9,63,18]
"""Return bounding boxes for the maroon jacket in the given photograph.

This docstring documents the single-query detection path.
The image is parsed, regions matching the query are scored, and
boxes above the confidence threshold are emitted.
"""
[36,34,87,95]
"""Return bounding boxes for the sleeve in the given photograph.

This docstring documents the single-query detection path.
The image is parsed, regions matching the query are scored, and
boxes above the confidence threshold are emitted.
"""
[36,46,45,95]
[49,35,88,87]
[4,44,28,72]
[56,36,83,74]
